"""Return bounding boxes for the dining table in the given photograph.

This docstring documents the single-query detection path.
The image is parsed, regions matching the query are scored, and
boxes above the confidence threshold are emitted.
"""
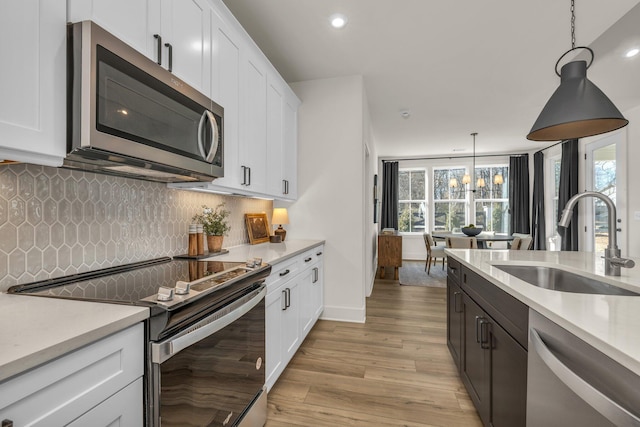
[432,232,516,249]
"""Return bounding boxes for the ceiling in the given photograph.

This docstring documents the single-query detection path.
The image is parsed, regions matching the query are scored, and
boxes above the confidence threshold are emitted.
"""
[222,0,640,158]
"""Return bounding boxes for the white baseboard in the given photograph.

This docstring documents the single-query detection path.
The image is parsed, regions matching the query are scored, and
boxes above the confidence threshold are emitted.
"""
[320,304,365,323]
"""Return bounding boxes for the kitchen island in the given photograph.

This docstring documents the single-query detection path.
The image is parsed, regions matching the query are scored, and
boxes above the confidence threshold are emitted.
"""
[445,249,640,426]
[445,249,640,374]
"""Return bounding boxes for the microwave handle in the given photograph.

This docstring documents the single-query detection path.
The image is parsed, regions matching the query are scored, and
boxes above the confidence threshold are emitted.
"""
[197,110,219,163]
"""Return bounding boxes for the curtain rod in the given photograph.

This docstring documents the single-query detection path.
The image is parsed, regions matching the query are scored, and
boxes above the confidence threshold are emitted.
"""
[537,140,566,153]
[381,153,528,162]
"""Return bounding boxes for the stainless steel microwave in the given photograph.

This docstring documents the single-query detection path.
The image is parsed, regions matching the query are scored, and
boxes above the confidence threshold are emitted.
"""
[66,21,223,183]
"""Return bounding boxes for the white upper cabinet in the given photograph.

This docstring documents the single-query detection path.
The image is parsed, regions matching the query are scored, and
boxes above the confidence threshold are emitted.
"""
[239,48,268,194]
[68,0,212,96]
[283,95,300,199]
[266,76,285,197]
[0,0,66,166]
[158,0,212,96]
[67,0,154,57]
[208,9,242,190]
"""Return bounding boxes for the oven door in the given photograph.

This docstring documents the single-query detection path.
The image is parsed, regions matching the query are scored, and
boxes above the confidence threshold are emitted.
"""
[150,286,266,427]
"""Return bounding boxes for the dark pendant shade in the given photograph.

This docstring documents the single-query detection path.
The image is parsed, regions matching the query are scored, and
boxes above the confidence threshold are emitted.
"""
[527,60,628,141]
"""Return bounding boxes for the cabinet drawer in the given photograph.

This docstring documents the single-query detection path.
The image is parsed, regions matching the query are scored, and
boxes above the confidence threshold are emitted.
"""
[300,245,324,268]
[447,256,462,284]
[266,256,300,294]
[0,324,143,426]
[462,267,528,349]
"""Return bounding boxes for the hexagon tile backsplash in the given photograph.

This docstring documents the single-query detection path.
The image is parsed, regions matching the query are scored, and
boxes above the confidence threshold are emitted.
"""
[0,163,272,291]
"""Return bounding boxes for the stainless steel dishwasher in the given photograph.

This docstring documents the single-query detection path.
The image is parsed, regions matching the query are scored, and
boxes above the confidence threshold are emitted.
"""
[527,310,640,427]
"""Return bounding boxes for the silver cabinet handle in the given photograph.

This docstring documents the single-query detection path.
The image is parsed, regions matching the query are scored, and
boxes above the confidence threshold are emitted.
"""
[475,316,482,343]
[312,267,318,283]
[453,291,462,313]
[151,287,265,363]
[530,328,640,426]
[281,289,287,310]
[197,110,219,162]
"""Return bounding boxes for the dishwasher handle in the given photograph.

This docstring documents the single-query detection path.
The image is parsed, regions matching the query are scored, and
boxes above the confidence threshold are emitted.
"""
[530,328,640,427]
[152,286,266,364]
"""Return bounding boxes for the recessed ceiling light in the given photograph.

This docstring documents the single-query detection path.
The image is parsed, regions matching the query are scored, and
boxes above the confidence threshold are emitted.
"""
[329,13,348,29]
[625,48,639,58]
[400,110,411,119]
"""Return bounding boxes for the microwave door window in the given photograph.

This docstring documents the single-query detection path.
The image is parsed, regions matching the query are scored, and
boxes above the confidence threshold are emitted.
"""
[96,47,207,162]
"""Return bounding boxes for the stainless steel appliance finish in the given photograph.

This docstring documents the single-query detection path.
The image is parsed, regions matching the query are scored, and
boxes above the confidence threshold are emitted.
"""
[9,258,271,426]
[67,21,224,183]
[493,264,640,296]
[527,310,640,427]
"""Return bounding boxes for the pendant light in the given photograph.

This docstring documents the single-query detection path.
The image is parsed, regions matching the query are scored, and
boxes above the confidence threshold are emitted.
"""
[527,0,628,141]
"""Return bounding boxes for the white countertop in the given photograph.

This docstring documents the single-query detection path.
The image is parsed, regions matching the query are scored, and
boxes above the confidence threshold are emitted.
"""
[204,239,325,265]
[0,293,148,382]
[445,249,640,375]
[0,239,323,383]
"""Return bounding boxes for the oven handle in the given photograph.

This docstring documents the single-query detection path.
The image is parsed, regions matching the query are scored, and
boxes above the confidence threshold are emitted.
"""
[151,286,266,364]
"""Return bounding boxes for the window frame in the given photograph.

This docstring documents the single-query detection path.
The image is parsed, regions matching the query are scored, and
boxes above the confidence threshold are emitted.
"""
[397,168,428,234]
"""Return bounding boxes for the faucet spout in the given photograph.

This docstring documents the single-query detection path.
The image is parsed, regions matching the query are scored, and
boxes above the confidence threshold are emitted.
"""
[558,191,618,251]
[558,191,632,276]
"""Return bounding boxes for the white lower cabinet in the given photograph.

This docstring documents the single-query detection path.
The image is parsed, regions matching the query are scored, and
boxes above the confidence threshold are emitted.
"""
[266,245,324,391]
[0,324,144,426]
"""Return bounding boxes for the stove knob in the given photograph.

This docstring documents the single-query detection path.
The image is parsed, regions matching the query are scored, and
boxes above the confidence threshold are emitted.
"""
[157,286,174,302]
[175,281,191,295]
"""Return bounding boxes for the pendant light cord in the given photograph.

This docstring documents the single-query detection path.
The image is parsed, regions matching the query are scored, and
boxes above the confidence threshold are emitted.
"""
[570,0,575,49]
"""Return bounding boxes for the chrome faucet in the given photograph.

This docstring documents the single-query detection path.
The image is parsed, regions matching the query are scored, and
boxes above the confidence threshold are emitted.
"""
[559,191,635,276]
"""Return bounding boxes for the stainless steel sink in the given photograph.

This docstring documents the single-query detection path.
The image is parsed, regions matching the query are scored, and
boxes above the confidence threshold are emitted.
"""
[493,265,640,296]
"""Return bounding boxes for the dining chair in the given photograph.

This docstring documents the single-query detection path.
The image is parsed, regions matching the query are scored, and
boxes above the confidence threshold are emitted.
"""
[446,236,478,249]
[423,233,446,274]
[511,236,533,250]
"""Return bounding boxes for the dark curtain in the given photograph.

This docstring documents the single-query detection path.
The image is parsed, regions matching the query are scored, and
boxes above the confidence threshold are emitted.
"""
[509,154,530,235]
[558,139,579,251]
[532,151,546,250]
[381,161,399,230]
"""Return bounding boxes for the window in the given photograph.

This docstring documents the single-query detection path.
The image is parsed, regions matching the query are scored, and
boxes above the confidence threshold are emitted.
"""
[474,166,509,234]
[433,168,466,231]
[398,169,426,232]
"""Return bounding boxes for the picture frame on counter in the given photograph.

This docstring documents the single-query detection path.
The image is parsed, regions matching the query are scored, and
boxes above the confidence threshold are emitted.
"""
[245,213,270,244]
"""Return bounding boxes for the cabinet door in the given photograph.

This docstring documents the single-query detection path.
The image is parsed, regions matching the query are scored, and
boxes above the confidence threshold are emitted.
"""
[67,378,143,426]
[282,96,299,199]
[446,278,463,372]
[266,75,285,197]
[461,294,490,425]
[490,321,527,427]
[240,49,267,194]
[282,278,300,363]
[160,0,211,95]
[67,0,155,58]
[210,11,242,189]
[0,0,66,166]
[265,286,285,391]
[311,261,324,320]
[299,266,315,338]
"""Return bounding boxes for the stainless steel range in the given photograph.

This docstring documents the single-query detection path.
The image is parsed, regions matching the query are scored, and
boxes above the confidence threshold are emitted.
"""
[8,257,271,426]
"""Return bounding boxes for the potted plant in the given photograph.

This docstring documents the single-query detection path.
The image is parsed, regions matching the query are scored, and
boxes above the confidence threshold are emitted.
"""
[192,203,231,252]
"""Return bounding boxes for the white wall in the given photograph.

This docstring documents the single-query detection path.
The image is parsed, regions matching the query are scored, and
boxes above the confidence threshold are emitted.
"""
[363,93,378,297]
[288,75,368,323]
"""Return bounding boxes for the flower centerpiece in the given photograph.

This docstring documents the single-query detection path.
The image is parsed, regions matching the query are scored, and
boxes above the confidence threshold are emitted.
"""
[192,203,231,252]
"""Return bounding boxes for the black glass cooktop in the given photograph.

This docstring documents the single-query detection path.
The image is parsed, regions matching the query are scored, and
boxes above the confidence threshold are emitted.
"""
[8,257,261,306]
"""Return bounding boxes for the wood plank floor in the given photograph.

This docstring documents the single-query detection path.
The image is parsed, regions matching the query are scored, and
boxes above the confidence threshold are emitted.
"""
[265,264,483,426]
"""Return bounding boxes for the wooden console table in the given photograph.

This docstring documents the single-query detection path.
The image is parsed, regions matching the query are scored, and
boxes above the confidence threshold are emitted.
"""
[378,232,402,280]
